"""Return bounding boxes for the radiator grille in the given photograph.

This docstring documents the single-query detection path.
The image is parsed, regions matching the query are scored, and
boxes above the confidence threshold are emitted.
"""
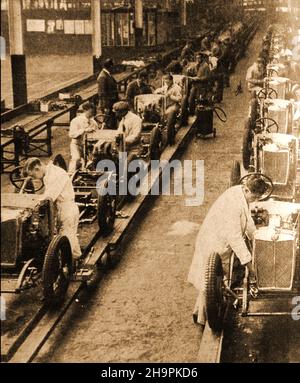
[1,219,19,268]
[268,109,287,134]
[262,150,289,185]
[254,239,294,289]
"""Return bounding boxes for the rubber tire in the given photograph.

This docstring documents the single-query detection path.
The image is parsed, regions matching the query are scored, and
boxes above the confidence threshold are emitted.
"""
[249,97,259,126]
[205,252,225,333]
[149,126,161,161]
[230,160,241,187]
[97,183,116,236]
[42,235,72,308]
[53,154,68,171]
[167,122,176,146]
[242,119,252,170]
[180,95,189,126]
[127,153,140,200]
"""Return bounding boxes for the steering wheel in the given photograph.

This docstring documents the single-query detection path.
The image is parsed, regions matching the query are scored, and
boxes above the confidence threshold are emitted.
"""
[257,87,278,101]
[268,69,278,77]
[254,117,279,133]
[239,172,274,201]
[10,166,44,193]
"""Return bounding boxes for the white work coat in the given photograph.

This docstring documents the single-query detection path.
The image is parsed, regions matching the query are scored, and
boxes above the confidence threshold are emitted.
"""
[43,161,81,259]
[117,110,142,148]
[188,185,256,291]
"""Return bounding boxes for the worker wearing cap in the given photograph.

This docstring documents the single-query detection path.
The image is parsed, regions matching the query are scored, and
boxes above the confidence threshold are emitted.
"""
[181,41,195,62]
[97,58,119,128]
[200,35,211,52]
[188,175,270,328]
[125,71,153,110]
[246,57,265,94]
[23,157,82,261]
[68,101,98,173]
[154,73,182,139]
[188,52,211,114]
[113,101,142,150]
[218,37,232,88]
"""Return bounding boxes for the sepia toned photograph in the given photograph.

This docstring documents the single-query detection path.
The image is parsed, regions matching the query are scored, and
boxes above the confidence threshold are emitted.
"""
[1,0,300,367]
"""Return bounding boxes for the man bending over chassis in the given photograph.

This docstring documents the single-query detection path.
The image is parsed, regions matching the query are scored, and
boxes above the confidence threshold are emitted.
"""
[91,101,142,161]
[23,157,82,262]
[188,175,269,328]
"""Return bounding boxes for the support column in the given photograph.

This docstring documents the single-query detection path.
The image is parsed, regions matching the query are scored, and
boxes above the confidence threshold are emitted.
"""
[8,0,27,107]
[135,0,143,47]
[180,0,187,38]
[91,0,102,74]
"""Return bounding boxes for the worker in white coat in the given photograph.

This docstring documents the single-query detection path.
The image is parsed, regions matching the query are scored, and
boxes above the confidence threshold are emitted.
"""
[188,175,269,327]
[23,157,82,261]
[113,101,142,150]
[68,101,98,173]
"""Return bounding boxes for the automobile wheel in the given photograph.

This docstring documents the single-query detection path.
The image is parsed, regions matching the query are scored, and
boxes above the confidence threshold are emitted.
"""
[242,119,252,170]
[127,153,141,200]
[53,154,67,171]
[167,124,175,146]
[229,160,241,187]
[205,252,225,333]
[97,181,116,235]
[180,95,189,126]
[149,126,161,161]
[42,235,72,307]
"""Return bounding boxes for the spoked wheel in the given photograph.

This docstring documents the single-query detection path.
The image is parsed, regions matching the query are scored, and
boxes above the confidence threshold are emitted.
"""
[97,180,116,235]
[239,172,274,201]
[255,117,279,133]
[229,160,241,187]
[242,119,253,170]
[149,126,161,161]
[268,69,278,77]
[10,166,44,193]
[257,87,277,101]
[205,252,225,333]
[42,235,73,308]
[167,125,175,146]
[53,154,67,171]
[95,113,113,128]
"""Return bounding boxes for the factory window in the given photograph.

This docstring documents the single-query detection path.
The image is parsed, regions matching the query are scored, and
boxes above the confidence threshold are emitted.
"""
[22,0,91,10]
[1,0,8,11]
[101,10,134,47]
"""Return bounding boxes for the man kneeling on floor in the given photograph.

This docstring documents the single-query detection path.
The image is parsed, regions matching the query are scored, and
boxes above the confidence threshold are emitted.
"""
[188,175,269,329]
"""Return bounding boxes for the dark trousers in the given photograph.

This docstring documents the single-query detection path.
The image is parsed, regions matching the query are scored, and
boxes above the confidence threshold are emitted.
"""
[166,104,180,129]
[213,73,224,103]
[188,85,208,115]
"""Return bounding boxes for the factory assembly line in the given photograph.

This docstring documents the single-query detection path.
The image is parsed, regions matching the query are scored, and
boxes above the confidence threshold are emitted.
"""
[1,0,300,365]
